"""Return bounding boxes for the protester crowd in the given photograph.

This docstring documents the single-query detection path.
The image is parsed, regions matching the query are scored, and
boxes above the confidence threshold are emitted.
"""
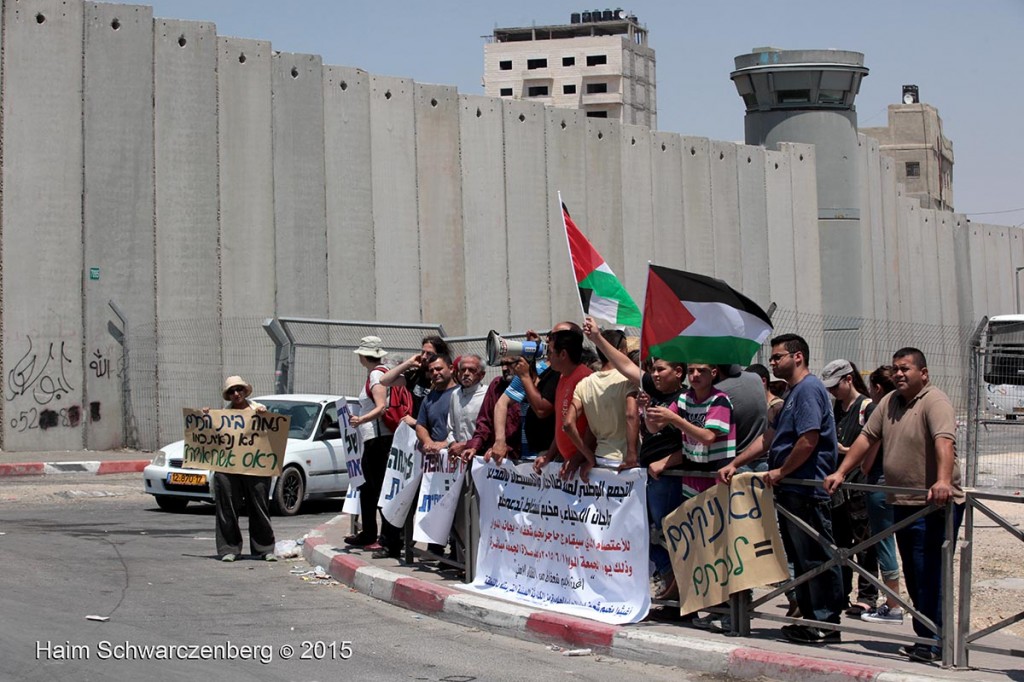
[345,321,965,665]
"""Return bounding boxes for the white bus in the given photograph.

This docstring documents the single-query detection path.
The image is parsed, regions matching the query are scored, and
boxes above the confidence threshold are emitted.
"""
[984,314,1024,419]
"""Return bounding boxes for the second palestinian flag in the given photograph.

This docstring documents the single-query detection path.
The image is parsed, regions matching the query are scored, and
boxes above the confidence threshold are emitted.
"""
[641,264,772,365]
[561,202,642,327]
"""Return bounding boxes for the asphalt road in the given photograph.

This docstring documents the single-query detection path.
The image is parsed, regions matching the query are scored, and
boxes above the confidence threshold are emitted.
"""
[0,474,721,682]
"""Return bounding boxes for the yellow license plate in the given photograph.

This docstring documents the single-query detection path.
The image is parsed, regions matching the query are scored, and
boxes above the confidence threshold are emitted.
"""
[168,472,207,486]
[1014,406,1024,414]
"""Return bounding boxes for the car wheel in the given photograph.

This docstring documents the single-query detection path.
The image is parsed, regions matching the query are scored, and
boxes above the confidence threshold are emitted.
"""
[155,495,189,512]
[274,466,305,516]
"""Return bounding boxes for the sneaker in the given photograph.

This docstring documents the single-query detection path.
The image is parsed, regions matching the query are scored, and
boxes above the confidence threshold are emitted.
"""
[262,553,278,562]
[783,624,841,645]
[221,554,237,562]
[653,574,679,601]
[372,547,401,560]
[861,604,904,624]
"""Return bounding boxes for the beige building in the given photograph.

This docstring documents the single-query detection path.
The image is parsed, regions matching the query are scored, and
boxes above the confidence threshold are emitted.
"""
[861,94,954,211]
[483,12,656,127]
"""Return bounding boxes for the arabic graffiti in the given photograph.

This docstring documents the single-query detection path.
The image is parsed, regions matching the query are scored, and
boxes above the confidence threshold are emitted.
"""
[5,336,76,405]
[9,405,83,432]
[89,349,110,378]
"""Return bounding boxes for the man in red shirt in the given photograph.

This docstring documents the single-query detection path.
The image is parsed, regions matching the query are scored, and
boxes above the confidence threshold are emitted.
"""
[533,326,593,480]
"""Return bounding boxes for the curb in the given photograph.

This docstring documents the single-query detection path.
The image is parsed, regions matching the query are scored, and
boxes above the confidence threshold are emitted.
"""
[0,460,150,477]
[301,521,949,682]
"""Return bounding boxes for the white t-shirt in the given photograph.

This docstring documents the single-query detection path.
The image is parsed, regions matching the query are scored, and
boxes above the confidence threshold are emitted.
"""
[357,368,393,441]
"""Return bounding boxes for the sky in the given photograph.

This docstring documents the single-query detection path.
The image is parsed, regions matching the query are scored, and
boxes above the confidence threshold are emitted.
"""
[117,0,1024,227]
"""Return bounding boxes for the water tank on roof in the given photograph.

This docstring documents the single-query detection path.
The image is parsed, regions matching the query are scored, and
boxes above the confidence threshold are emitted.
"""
[591,9,602,21]
[602,9,614,20]
[581,11,592,22]
[571,12,581,23]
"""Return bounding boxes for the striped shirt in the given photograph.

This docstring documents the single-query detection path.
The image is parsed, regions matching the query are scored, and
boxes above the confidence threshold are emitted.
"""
[678,387,735,465]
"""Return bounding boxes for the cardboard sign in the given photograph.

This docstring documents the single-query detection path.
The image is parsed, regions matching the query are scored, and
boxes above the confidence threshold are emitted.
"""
[464,459,650,625]
[663,472,789,614]
[181,408,290,477]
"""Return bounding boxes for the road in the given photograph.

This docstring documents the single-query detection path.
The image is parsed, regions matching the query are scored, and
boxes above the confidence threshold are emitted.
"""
[0,473,724,682]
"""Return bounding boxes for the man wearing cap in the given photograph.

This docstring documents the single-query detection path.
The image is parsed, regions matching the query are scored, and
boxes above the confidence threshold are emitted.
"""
[213,376,275,562]
[348,337,403,557]
[824,347,965,663]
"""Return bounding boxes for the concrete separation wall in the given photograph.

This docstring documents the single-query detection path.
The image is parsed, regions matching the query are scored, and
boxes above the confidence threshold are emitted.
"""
[1,0,1021,450]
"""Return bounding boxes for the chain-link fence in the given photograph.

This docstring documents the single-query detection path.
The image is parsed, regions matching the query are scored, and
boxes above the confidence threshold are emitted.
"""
[121,310,1011,472]
[965,316,1024,491]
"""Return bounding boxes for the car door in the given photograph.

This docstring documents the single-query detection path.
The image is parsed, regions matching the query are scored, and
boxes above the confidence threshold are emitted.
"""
[302,401,349,494]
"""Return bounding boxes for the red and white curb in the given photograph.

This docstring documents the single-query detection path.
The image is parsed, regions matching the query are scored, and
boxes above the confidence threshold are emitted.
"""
[301,520,946,682]
[0,460,150,477]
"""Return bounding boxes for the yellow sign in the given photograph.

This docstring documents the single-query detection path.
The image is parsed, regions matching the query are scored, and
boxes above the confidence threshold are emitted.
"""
[663,473,789,614]
[181,408,290,477]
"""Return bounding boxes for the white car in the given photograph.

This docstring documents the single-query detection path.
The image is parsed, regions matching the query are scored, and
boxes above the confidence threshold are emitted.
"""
[143,394,356,515]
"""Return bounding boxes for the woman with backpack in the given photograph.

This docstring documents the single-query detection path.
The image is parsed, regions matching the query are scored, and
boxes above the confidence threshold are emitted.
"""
[346,336,403,556]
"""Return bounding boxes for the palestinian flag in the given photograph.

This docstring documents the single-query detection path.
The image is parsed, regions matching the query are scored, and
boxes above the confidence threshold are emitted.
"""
[641,264,772,364]
[561,201,642,327]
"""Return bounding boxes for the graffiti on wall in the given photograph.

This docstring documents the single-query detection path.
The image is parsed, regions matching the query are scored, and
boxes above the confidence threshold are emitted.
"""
[6,337,75,405]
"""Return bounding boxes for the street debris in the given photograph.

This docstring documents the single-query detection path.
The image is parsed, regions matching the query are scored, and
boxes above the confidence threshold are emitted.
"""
[291,565,337,586]
[274,539,301,558]
[85,615,109,622]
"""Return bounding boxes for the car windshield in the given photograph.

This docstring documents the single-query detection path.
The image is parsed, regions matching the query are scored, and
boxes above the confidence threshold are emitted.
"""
[258,400,323,440]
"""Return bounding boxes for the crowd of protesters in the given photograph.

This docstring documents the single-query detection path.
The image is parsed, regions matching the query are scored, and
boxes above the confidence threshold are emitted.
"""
[345,322,965,665]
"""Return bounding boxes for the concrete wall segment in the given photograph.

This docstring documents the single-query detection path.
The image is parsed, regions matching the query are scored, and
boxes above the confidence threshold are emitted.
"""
[546,107,587,326]
[619,125,653,308]
[582,117,624,325]
[153,19,221,445]
[415,83,466,334]
[709,140,741,289]
[218,37,275,394]
[458,94,510,334]
[680,136,714,277]
[736,145,770,311]
[764,149,797,313]
[370,75,420,322]
[649,132,686,273]
[83,2,155,449]
[502,99,549,332]
[1,0,86,450]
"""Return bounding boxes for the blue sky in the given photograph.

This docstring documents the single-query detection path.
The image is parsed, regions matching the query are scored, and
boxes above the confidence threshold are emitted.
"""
[119,0,1023,227]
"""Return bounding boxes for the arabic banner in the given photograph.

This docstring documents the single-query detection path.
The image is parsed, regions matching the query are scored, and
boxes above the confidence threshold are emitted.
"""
[181,408,290,477]
[663,472,789,614]
[464,459,649,625]
[413,450,467,545]
[377,422,422,526]
[335,399,365,488]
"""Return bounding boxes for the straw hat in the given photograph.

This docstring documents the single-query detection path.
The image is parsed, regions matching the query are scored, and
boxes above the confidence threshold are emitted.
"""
[222,375,253,401]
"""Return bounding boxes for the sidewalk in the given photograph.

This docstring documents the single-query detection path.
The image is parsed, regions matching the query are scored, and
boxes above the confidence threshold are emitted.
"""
[0,449,152,477]
[302,515,1023,682]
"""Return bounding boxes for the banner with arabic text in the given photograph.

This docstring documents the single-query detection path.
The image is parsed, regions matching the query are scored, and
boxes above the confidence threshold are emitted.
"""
[664,472,788,614]
[463,459,649,625]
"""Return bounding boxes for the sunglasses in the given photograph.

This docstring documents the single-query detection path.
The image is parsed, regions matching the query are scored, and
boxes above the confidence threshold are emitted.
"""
[227,386,246,395]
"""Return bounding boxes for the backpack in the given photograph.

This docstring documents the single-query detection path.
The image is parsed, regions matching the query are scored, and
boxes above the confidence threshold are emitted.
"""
[365,366,413,432]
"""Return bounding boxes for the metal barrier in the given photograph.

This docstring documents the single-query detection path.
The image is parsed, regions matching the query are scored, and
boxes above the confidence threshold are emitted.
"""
[956,490,1024,668]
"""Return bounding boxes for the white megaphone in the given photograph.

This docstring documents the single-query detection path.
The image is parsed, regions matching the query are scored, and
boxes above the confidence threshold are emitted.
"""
[485,330,547,367]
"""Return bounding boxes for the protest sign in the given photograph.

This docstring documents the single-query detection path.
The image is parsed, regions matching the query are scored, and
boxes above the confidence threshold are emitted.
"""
[413,450,467,545]
[377,422,422,526]
[663,472,788,614]
[181,408,290,477]
[335,399,364,489]
[342,483,361,515]
[464,459,649,625]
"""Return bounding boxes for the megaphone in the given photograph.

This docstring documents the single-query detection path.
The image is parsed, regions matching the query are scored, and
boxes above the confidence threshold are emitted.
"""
[486,330,547,366]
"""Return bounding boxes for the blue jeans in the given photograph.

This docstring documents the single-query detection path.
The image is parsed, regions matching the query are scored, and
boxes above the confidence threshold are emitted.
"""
[775,491,844,624]
[648,474,683,577]
[865,490,899,580]
[893,504,964,651]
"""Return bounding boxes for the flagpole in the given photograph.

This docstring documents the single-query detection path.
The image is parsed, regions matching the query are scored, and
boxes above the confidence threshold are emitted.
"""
[558,190,587,321]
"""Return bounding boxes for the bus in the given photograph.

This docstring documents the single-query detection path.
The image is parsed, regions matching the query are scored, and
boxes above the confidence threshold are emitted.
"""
[983,314,1024,419]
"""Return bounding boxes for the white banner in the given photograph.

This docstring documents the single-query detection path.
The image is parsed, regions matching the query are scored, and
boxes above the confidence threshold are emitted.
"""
[336,399,364,489]
[377,422,422,527]
[413,449,467,545]
[464,459,650,625]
